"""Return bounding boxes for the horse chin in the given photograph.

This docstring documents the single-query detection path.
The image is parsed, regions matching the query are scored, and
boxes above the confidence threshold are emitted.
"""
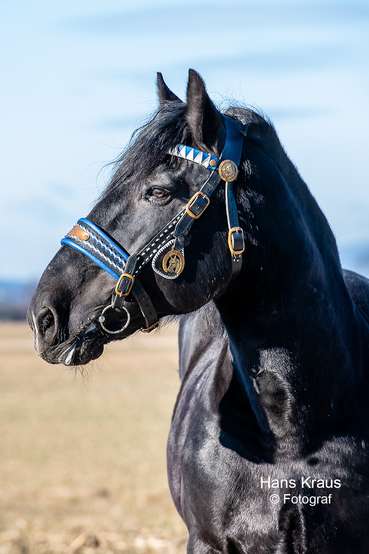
[36,309,143,367]
[65,338,106,366]
[40,337,105,366]
[39,320,107,367]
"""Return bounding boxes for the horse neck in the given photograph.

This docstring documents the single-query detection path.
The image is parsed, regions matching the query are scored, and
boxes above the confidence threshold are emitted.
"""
[215,134,362,454]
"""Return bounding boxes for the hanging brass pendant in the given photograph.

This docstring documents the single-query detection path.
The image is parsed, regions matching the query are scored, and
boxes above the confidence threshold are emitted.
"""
[161,249,185,277]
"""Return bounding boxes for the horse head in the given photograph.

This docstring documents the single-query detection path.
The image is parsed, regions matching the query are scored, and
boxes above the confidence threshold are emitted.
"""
[29,70,248,365]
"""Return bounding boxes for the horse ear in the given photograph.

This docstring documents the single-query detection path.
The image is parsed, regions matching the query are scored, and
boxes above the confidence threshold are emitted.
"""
[185,69,224,152]
[157,72,182,105]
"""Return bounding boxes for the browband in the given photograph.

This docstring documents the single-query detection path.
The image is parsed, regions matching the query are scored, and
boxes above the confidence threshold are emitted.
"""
[169,145,219,170]
[61,115,246,335]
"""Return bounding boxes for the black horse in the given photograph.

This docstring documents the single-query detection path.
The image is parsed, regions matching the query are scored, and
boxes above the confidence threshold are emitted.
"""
[29,70,369,552]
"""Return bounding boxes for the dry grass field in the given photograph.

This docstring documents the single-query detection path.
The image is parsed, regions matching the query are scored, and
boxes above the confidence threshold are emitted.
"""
[0,323,187,554]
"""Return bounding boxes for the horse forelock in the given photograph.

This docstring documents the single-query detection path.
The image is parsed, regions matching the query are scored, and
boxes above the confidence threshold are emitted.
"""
[101,102,189,200]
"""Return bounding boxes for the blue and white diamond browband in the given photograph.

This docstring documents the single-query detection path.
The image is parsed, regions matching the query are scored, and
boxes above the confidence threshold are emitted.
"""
[168,145,219,170]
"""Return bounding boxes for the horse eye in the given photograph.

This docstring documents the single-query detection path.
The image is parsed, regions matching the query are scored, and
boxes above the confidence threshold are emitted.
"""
[146,187,172,203]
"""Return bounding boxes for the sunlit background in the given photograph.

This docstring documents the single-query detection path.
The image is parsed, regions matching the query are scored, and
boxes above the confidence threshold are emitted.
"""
[1,4,369,552]
[1,0,369,314]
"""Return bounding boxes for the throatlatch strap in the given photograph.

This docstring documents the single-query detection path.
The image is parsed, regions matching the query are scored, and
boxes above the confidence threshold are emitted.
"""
[223,120,247,276]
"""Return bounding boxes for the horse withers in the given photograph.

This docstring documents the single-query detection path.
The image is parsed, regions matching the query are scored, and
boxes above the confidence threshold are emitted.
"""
[29,70,369,553]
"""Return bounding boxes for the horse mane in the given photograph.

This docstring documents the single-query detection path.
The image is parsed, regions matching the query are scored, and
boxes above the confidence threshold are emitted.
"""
[226,105,341,267]
[102,102,189,198]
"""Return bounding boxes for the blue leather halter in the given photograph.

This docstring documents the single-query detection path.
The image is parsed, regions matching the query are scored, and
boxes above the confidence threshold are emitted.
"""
[62,218,129,280]
[61,115,246,334]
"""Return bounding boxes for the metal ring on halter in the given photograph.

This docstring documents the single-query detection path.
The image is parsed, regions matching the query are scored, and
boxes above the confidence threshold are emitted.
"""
[98,304,131,335]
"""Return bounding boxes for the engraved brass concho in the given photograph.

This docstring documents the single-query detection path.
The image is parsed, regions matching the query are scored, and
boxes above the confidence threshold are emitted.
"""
[162,249,185,277]
[67,225,90,241]
[218,159,238,182]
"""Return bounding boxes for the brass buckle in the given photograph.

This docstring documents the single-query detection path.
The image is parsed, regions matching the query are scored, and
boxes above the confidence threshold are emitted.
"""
[185,191,210,219]
[228,227,245,257]
[115,272,135,297]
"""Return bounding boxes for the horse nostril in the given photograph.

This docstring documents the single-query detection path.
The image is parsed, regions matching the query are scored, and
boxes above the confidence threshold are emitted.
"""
[36,306,58,344]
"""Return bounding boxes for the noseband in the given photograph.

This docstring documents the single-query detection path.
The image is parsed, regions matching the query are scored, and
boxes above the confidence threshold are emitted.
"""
[61,116,246,334]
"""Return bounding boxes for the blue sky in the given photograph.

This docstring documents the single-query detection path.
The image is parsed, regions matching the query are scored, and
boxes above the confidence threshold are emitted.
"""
[1,0,369,279]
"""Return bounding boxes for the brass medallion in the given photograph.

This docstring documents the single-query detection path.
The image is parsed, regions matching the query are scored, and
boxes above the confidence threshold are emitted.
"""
[162,249,185,277]
[67,225,90,241]
[218,159,238,182]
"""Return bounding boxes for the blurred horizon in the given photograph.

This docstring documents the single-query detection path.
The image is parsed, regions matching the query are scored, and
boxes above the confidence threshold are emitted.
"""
[1,0,369,282]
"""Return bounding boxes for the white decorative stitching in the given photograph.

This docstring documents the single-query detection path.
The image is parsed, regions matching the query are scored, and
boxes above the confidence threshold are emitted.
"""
[80,225,126,267]
[75,238,125,274]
